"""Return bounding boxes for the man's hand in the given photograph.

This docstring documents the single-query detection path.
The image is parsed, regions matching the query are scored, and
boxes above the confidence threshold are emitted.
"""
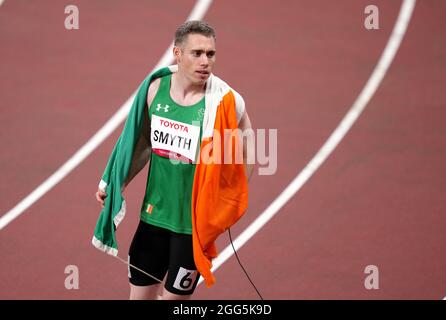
[95,189,107,208]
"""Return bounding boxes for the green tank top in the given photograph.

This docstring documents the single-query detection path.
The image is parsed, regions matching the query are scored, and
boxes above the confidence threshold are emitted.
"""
[140,74,205,234]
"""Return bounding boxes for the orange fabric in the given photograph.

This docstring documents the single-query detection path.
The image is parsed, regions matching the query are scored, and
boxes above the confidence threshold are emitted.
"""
[191,90,249,287]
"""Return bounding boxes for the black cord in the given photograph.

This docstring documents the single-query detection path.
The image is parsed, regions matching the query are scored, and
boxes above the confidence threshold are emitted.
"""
[228,228,264,300]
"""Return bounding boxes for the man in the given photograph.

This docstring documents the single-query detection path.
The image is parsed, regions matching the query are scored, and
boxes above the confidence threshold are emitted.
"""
[95,21,254,300]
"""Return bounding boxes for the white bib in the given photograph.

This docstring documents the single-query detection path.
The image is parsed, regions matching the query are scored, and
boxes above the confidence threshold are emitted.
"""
[150,114,200,162]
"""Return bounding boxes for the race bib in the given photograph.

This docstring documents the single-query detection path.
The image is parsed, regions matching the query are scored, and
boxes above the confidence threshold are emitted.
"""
[150,114,200,162]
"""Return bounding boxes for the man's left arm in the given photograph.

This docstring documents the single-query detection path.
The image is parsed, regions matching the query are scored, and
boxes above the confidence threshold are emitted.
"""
[238,109,255,182]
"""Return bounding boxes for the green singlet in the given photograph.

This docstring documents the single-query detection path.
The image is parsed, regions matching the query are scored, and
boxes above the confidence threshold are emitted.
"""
[140,74,205,234]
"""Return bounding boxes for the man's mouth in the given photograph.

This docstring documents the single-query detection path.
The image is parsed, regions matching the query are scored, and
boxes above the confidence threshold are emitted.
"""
[196,70,209,75]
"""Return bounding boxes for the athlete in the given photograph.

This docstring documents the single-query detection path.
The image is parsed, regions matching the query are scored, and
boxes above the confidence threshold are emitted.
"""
[95,20,254,300]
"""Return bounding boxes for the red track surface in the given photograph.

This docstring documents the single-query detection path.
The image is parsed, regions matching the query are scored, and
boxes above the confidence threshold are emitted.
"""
[0,0,445,299]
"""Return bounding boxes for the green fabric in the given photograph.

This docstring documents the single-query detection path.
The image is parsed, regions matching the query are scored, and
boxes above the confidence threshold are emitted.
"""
[140,74,205,234]
[92,67,173,255]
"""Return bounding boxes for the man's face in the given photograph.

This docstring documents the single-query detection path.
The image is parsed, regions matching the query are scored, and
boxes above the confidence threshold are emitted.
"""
[175,33,216,85]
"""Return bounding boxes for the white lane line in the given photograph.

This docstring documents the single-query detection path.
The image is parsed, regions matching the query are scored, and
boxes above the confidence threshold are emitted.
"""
[198,0,417,286]
[0,0,214,230]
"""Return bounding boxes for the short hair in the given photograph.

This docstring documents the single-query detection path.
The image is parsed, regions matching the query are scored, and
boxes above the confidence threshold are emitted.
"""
[174,20,216,46]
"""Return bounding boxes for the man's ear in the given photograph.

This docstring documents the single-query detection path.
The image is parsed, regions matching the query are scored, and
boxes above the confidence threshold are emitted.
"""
[173,46,181,63]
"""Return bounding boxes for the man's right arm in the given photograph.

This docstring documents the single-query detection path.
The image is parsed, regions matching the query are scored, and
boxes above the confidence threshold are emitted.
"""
[122,78,161,187]
[142,78,161,142]
[95,78,161,207]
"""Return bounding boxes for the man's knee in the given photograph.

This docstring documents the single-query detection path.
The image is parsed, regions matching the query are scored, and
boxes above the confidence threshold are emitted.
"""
[129,283,161,300]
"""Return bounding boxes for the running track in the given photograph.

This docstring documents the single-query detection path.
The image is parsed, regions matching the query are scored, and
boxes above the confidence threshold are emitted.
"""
[0,0,445,299]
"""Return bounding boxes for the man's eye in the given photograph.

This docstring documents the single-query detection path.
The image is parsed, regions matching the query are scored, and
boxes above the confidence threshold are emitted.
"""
[193,52,201,57]
[207,52,215,58]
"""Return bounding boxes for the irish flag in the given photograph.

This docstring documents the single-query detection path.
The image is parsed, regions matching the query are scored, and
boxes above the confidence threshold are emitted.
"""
[92,65,248,287]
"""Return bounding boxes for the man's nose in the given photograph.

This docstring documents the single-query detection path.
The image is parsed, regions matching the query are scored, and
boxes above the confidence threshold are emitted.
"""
[199,53,209,66]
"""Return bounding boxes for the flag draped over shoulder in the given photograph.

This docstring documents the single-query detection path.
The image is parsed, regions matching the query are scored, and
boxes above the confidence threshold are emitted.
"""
[92,65,248,287]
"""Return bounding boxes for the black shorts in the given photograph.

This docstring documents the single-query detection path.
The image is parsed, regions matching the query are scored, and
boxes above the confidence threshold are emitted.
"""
[128,220,200,295]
